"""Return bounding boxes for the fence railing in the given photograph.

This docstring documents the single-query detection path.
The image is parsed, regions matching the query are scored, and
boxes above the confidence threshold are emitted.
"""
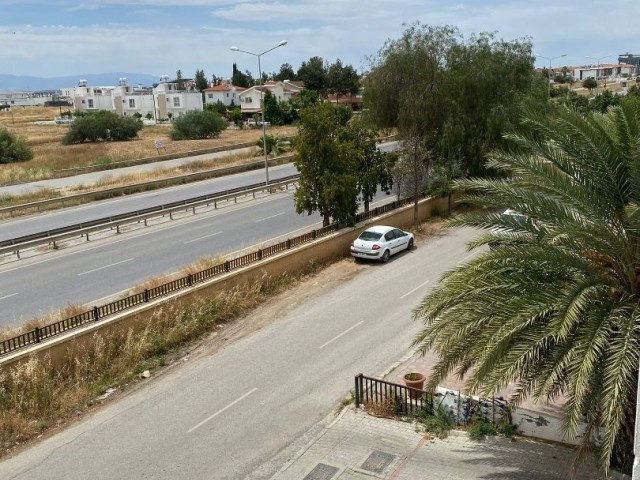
[354,373,433,417]
[0,195,419,357]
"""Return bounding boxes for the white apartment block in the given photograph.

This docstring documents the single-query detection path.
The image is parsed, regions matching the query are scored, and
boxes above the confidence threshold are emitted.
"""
[62,77,203,121]
[238,80,302,114]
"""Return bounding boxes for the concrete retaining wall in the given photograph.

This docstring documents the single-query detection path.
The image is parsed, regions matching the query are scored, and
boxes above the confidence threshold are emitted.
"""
[0,195,450,373]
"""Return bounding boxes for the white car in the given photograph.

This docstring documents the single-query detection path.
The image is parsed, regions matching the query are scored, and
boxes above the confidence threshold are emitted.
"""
[350,225,414,262]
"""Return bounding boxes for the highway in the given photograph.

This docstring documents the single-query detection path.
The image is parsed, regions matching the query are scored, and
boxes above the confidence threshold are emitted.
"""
[0,143,399,327]
[0,227,480,480]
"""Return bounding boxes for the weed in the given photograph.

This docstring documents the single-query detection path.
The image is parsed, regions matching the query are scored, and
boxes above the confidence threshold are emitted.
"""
[414,406,453,439]
[467,417,497,440]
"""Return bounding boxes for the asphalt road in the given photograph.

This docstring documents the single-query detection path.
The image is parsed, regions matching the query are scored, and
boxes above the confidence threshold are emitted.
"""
[0,227,480,480]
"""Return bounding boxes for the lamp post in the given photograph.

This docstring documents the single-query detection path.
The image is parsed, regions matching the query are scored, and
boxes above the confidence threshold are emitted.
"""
[538,54,566,99]
[586,55,613,89]
[230,40,288,185]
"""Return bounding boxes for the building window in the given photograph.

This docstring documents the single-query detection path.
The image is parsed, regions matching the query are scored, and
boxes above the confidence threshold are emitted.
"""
[245,97,252,103]
[208,93,213,99]
[87,99,94,108]
[129,99,135,108]
[226,93,229,97]
[173,97,180,107]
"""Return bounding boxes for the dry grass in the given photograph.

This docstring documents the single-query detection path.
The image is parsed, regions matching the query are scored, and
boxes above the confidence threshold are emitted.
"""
[0,260,324,457]
[0,106,297,184]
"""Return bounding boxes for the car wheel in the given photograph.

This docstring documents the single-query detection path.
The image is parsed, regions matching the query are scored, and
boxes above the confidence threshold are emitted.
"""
[381,250,390,263]
[407,238,414,250]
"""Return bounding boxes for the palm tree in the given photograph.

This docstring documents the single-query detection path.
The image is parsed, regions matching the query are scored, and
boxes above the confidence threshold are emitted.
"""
[412,101,640,474]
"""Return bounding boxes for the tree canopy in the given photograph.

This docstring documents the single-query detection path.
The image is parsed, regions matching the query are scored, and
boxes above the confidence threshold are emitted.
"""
[0,128,33,163]
[297,56,328,95]
[413,103,640,474]
[364,23,540,177]
[169,110,227,140]
[62,111,143,144]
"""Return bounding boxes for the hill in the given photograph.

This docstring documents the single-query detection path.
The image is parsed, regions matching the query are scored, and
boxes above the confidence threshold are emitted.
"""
[0,73,160,92]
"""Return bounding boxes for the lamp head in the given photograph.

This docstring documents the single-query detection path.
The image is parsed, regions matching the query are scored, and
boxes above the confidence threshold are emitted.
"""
[230,46,239,52]
[278,40,288,47]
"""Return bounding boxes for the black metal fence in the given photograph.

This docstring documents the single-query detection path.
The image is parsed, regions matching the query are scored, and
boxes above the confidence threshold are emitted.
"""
[1,196,420,357]
[354,373,433,417]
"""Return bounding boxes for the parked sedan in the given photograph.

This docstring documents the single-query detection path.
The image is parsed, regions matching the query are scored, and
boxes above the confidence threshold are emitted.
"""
[350,225,414,262]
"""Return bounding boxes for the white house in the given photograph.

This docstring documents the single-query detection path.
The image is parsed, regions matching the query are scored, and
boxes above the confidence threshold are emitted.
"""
[570,63,636,82]
[238,80,302,114]
[152,76,203,120]
[203,83,245,107]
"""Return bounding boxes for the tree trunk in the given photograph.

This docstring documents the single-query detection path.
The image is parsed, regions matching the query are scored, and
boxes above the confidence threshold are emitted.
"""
[413,196,419,227]
[323,213,331,227]
[364,198,370,213]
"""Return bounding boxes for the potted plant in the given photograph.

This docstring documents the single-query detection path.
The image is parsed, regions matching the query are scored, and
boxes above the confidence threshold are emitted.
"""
[403,372,426,399]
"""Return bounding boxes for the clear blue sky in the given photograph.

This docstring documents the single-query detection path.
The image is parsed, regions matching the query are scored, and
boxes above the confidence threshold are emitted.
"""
[1,0,638,81]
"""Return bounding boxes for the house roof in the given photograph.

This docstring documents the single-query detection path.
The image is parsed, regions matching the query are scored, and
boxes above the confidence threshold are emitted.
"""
[203,84,246,92]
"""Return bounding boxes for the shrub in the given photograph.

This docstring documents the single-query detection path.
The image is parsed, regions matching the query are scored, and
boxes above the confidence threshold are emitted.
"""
[169,110,227,140]
[62,110,142,144]
[256,134,286,157]
[0,128,34,163]
[467,417,497,439]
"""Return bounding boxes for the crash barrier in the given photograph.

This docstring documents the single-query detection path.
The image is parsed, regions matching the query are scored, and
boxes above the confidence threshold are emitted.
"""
[0,194,433,358]
[0,154,294,218]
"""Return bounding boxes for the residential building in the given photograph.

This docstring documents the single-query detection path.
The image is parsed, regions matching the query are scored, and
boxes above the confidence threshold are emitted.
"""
[153,76,203,120]
[618,54,640,75]
[569,63,635,82]
[203,83,245,107]
[238,80,302,115]
[0,90,61,107]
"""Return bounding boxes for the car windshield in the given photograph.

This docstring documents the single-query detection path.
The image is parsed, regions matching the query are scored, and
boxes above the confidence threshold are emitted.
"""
[359,231,383,241]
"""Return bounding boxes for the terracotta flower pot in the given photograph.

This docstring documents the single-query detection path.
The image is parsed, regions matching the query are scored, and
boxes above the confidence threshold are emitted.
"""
[403,372,426,399]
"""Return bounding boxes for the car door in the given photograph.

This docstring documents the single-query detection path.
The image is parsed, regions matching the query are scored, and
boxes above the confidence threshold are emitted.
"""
[383,230,397,255]
[392,229,408,250]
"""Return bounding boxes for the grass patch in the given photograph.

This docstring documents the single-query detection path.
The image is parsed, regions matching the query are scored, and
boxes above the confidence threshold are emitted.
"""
[414,406,454,439]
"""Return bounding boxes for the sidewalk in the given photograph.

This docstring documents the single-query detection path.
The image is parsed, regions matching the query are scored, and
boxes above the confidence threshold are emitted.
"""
[269,350,621,480]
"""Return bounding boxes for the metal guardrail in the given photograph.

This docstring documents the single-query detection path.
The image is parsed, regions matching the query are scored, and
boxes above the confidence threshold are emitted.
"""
[0,196,419,357]
[0,175,300,258]
[0,153,295,217]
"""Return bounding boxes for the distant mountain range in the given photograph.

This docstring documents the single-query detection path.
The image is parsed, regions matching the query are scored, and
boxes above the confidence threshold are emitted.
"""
[0,73,161,92]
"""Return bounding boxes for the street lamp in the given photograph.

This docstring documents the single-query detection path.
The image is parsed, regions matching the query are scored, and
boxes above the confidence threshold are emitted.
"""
[586,55,613,88]
[538,54,567,99]
[230,40,288,185]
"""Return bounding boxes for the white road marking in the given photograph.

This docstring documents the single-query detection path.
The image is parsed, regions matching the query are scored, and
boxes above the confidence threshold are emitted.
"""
[77,258,134,276]
[255,212,285,223]
[0,292,18,301]
[399,279,430,300]
[319,321,364,350]
[188,388,258,433]
[183,231,222,245]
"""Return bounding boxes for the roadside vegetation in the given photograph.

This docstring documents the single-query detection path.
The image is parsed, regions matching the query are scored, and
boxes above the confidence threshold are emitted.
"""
[62,110,143,144]
[0,128,33,164]
[0,259,326,458]
[168,109,227,140]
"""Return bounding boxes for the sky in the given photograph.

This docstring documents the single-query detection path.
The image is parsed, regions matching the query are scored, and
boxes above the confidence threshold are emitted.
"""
[1,0,639,82]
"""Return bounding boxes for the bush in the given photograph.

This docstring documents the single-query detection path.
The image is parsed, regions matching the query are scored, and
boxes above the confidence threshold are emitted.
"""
[0,128,34,163]
[62,110,143,144]
[169,110,227,140]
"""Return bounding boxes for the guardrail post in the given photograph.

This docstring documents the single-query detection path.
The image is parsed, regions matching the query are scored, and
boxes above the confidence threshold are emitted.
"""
[187,273,193,286]
[15,249,20,259]
[116,225,120,234]
[34,327,41,344]
[144,289,149,302]
[312,230,317,240]
[224,260,230,272]
[258,249,263,260]
[93,306,99,321]
[286,239,292,249]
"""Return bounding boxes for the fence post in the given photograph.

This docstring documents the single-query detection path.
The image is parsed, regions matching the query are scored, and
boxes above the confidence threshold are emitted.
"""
[286,239,292,249]
[257,249,263,260]
[93,306,99,321]
[188,273,193,286]
[34,327,41,343]
[224,260,230,272]
[355,374,362,408]
[144,289,149,302]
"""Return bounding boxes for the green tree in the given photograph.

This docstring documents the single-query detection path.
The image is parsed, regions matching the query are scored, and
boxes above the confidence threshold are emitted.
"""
[62,111,142,144]
[412,104,640,474]
[589,89,621,113]
[0,128,33,163]
[297,56,328,95]
[168,110,227,140]
[263,90,284,125]
[274,63,296,81]
[364,23,539,177]
[292,88,319,111]
[205,100,228,116]
[293,102,358,227]
[231,63,251,88]
[228,107,243,128]
[583,77,597,94]
[194,69,208,92]
[176,69,185,91]
[341,120,395,213]
[327,59,360,103]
